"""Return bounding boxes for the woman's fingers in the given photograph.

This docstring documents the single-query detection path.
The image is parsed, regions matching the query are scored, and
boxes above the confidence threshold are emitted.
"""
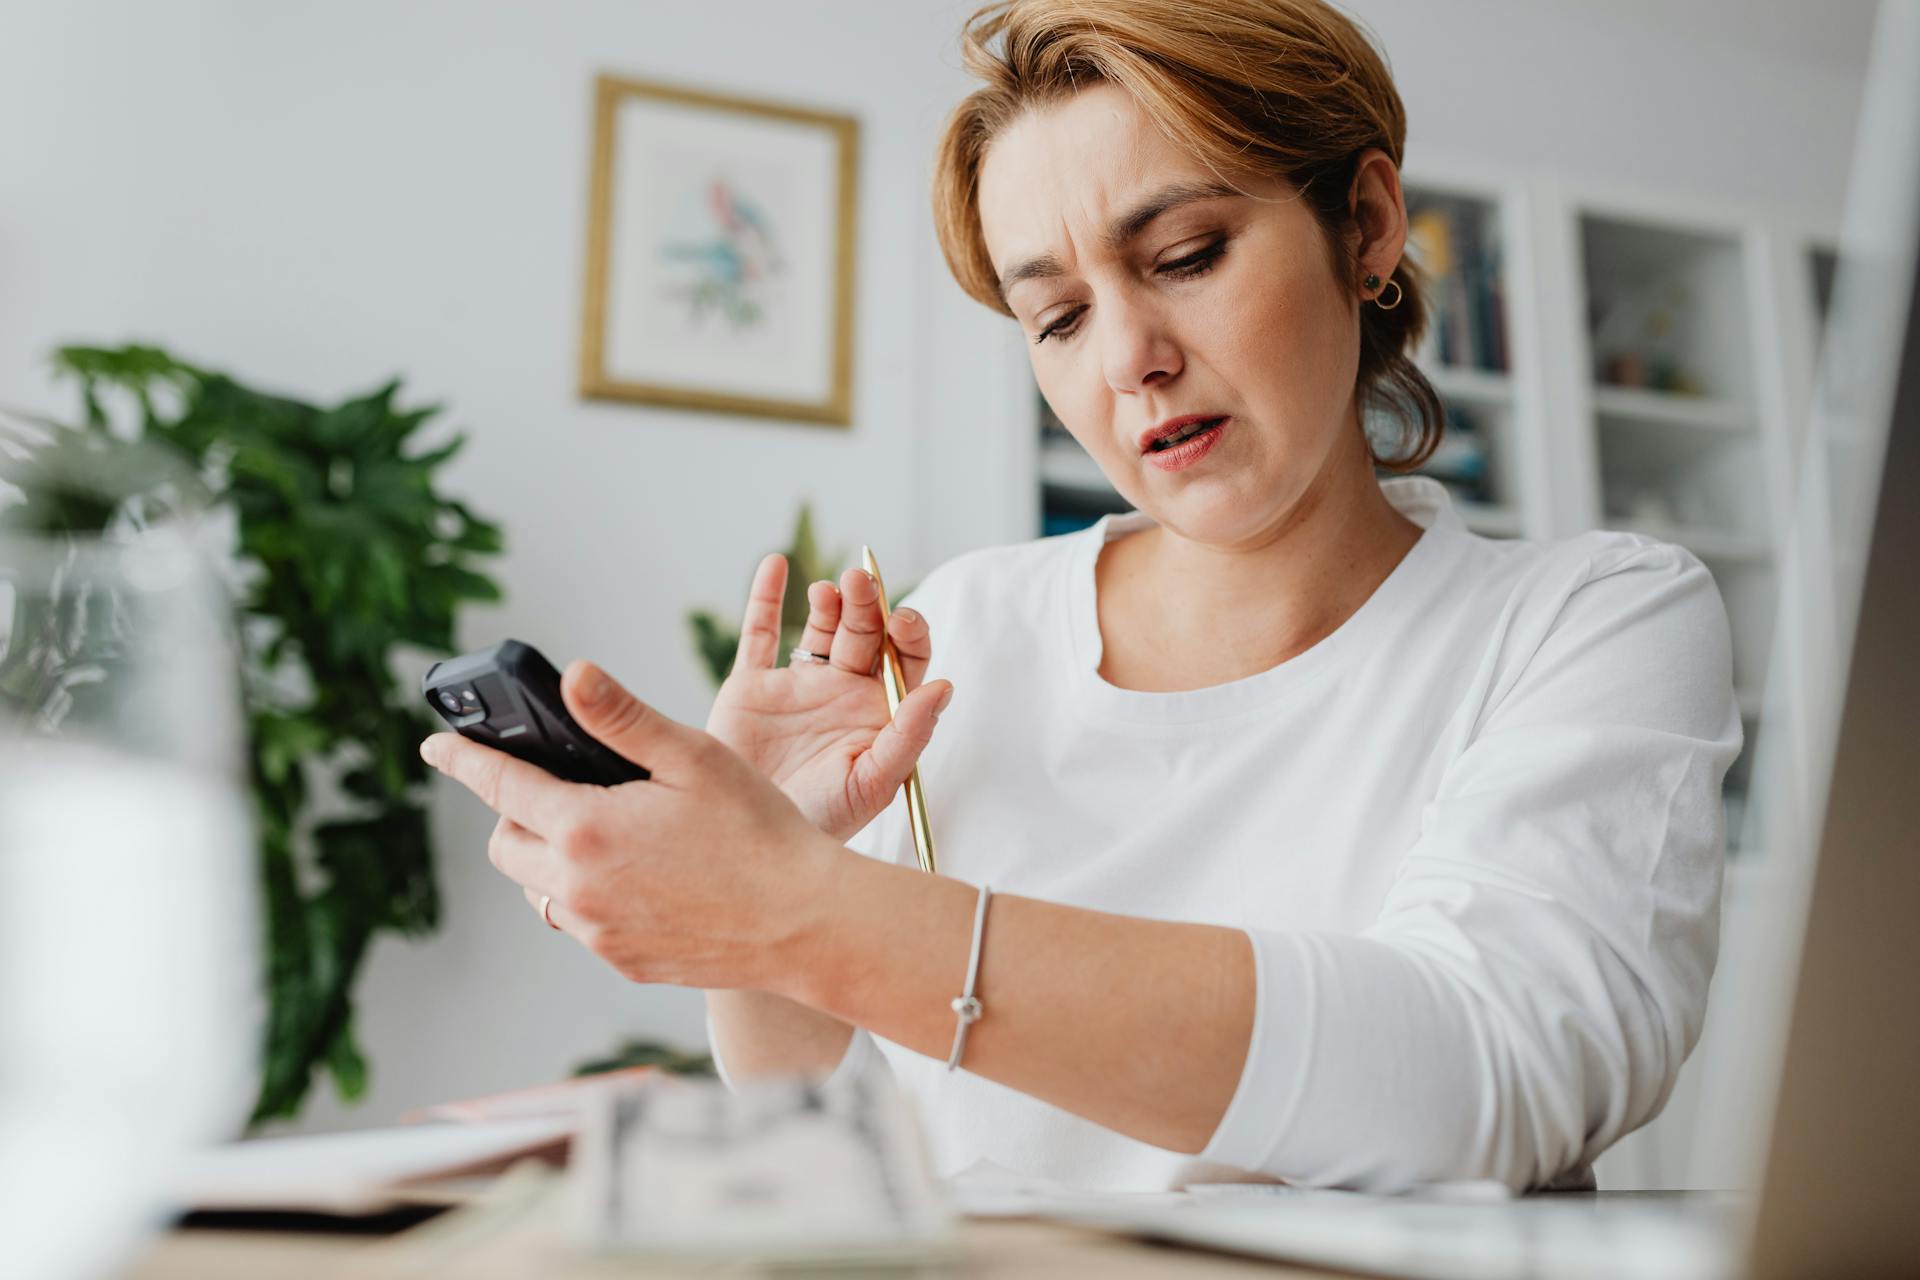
[888,607,932,692]
[796,579,842,662]
[827,567,886,676]
[560,661,709,776]
[489,814,558,894]
[790,569,930,686]
[424,733,580,836]
[730,553,789,675]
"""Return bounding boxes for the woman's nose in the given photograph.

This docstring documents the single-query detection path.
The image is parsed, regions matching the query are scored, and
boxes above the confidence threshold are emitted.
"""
[1100,294,1183,394]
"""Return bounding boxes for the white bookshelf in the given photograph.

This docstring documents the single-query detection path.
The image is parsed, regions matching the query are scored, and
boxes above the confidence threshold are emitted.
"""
[1537,181,1814,866]
[1535,179,1825,1193]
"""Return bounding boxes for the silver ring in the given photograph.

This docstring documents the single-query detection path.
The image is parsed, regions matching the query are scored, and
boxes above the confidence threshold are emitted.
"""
[540,894,560,930]
[789,647,828,665]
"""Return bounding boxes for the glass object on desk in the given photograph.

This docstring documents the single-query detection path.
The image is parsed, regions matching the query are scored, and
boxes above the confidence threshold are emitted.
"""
[0,525,256,1280]
[575,1071,954,1264]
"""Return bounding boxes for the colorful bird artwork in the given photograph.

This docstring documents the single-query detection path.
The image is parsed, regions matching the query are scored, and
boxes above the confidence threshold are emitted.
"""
[657,176,784,330]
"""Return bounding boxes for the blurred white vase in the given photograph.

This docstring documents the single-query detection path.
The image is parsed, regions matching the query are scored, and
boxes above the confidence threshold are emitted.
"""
[0,527,259,1280]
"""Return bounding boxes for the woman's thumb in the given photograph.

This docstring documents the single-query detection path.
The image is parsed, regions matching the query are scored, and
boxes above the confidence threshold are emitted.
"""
[561,660,692,769]
[862,679,953,784]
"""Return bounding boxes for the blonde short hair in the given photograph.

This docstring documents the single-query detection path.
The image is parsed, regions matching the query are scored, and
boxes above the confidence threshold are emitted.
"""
[931,0,1443,471]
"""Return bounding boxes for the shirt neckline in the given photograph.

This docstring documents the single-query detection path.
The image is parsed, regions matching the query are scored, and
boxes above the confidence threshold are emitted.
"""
[1062,476,1464,728]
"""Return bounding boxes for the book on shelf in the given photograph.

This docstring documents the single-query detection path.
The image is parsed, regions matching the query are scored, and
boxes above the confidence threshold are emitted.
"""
[1407,202,1509,374]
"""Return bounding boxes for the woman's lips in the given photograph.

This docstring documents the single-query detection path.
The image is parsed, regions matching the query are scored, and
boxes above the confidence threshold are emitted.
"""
[1145,418,1228,472]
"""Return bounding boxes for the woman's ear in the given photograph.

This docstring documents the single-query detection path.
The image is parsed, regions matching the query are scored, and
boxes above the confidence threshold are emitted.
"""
[1346,147,1408,287]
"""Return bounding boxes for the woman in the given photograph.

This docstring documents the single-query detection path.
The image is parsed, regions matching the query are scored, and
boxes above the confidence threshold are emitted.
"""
[423,0,1741,1193]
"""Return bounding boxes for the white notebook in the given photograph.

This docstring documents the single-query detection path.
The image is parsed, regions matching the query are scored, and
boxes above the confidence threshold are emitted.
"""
[171,1117,572,1215]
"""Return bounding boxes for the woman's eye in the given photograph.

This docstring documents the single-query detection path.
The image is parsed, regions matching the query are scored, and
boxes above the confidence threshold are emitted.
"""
[1159,239,1228,281]
[1032,240,1228,345]
[1033,308,1085,346]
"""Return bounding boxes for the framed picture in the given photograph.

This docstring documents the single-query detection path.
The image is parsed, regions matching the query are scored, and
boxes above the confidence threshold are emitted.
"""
[579,73,860,426]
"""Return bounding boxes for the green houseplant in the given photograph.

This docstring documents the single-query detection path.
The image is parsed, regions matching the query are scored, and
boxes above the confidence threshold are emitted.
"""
[0,343,504,1124]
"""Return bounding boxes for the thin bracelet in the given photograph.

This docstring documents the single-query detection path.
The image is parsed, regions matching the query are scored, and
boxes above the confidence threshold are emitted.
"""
[946,883,992,1072]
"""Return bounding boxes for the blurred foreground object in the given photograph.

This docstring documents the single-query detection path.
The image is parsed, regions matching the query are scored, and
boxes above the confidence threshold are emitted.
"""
[0,522,256,1280]
[0,343,506,1123]
[572,1072,955,1266]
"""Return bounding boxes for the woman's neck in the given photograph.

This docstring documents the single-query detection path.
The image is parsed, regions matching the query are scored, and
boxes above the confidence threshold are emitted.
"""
[1094,453,1424,693]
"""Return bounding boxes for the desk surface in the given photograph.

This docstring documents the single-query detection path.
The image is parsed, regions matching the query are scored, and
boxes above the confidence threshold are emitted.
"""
[126,1216,1341,1279]
[124,1189,1721,1280]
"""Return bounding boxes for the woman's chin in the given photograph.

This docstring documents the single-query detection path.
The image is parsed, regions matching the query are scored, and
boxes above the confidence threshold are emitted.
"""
[1135,487,1279,547]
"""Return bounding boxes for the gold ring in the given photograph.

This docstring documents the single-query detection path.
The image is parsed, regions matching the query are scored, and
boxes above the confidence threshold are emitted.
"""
[541,894,560,930]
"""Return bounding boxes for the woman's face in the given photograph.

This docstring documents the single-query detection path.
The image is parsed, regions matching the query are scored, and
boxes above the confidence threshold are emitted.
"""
[977,83,1403,548]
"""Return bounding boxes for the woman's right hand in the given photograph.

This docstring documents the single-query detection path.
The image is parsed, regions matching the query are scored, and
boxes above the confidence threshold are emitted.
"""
[703,553,953,844]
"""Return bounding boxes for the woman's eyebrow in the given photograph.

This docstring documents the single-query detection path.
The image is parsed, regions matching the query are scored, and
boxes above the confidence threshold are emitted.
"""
[997,178,1243,305]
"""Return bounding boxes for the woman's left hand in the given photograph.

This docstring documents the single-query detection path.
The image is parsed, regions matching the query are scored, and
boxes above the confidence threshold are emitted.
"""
[420,658,842,991]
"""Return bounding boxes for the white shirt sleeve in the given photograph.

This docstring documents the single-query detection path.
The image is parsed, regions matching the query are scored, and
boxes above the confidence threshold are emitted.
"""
[1199,540,1744,1191]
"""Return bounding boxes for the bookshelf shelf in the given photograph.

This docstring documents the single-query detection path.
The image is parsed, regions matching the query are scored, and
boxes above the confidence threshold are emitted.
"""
[1591,385,1749,433]
[1456,500,1525,538]
[1424,364,1515,407]
[1616,518,1771,563]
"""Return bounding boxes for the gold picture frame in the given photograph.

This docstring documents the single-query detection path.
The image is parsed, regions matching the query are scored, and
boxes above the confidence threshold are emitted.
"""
[578,73,860,426]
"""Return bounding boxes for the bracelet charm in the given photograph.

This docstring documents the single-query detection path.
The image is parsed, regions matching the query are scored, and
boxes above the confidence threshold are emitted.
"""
[945,884,993,1072]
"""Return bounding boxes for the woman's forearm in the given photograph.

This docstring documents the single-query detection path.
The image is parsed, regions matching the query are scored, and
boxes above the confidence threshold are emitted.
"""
[774,851,1256,1155]
[704,988,855,1081]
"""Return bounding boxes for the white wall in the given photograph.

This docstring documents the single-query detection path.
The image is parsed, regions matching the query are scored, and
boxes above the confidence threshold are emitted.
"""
[0,0,1871,1141]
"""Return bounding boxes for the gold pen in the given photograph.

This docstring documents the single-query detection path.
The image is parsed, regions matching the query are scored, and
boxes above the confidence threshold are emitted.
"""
[862,545,938,875]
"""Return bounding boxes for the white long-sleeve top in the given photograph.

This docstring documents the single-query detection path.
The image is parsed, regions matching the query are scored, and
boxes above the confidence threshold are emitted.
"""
[710,476,1742,1193]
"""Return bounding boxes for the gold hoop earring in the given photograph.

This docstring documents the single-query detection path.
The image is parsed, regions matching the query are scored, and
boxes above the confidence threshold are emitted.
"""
[1372,278,1404,311]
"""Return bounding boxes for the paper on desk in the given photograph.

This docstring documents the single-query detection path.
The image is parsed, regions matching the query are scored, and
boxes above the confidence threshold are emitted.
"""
[170,1117,573,1215]
[401,1066,664,1124]
[941,1161,1504,1219]
[942,1157,1190,1218]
